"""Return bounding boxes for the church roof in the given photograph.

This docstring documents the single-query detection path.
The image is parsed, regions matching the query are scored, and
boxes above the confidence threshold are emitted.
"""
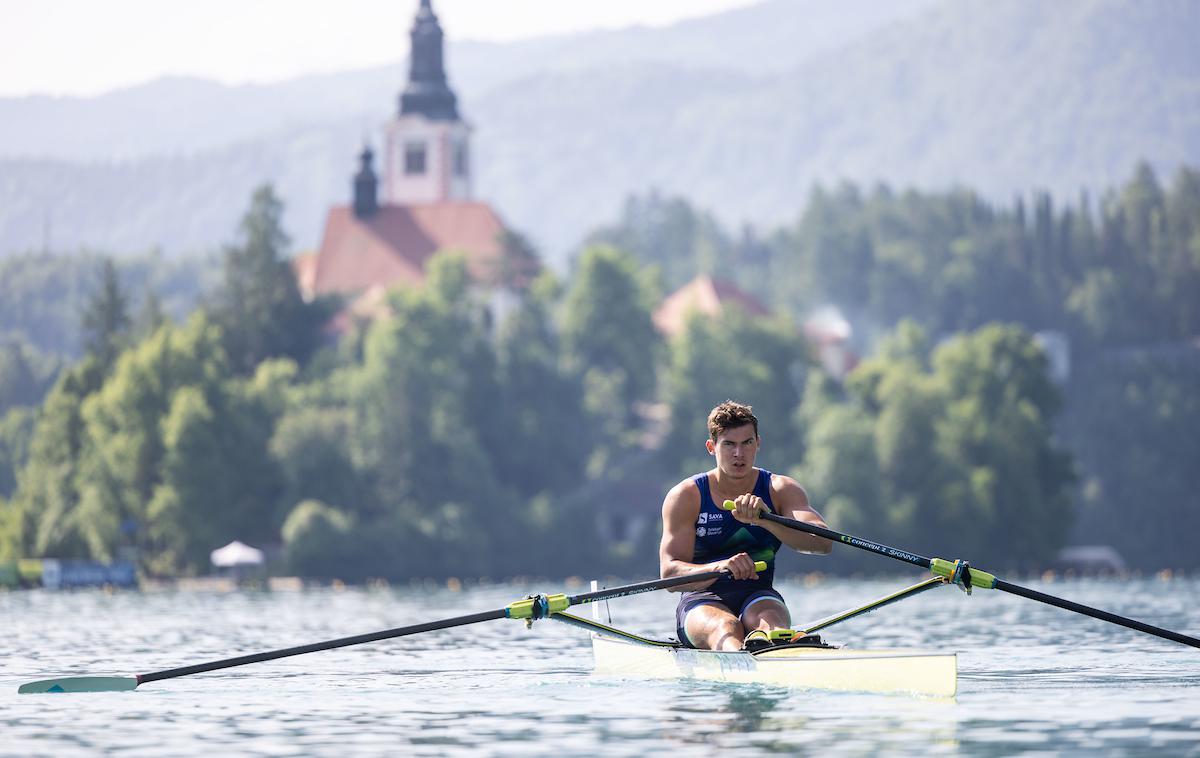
[301,201,506,299]
[653,274,771,337]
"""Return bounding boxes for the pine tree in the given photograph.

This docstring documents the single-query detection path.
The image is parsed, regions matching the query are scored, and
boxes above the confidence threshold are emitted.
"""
[215,185,320,374]
[80,258,131,372]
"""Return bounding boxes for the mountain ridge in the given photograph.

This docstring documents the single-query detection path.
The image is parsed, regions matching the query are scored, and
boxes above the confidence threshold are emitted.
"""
[1,0,1196,267]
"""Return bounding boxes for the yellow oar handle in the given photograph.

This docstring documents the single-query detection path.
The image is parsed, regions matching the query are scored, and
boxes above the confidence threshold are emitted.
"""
[720,499,768,516]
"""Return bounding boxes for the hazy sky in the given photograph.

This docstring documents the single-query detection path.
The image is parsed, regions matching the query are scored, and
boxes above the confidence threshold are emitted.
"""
[2,0,759,97]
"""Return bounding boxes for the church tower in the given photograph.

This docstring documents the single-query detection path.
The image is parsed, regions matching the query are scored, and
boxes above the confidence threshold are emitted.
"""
[383,0,472,204]
[299,0,518,307]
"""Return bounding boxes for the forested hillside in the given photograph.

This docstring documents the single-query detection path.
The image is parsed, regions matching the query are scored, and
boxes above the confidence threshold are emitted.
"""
[2,164,1196,577]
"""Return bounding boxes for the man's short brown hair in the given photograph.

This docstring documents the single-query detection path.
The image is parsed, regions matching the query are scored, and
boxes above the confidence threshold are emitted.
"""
[707,400,758,440]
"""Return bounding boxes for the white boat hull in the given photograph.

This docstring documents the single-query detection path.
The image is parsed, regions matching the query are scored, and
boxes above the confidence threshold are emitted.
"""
[590,634,957,697]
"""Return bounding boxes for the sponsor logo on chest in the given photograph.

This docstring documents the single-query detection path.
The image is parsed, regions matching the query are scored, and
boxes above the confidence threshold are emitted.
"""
[695,511,725,536]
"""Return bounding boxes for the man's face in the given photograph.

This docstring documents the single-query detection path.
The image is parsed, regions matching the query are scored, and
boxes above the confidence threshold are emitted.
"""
[707,424,759,477]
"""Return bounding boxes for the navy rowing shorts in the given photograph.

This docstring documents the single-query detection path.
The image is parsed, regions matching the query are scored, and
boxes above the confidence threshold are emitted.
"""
[674,585,788,648]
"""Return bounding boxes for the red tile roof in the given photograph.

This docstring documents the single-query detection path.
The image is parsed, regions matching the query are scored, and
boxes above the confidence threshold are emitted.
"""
[653,275,771,337]
[302,201,506,299]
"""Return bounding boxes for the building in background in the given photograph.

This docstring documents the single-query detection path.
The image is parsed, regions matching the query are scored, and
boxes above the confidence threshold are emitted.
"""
[802,305,858,381]
[652,275,771,339]
[295,0,531,329]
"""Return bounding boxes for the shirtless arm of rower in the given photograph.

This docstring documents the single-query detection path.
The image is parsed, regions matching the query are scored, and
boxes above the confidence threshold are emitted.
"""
[659,479,760,592]
[726,474,832,555]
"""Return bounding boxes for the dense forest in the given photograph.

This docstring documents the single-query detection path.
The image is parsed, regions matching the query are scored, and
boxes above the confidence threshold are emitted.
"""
[1,163,1197,578]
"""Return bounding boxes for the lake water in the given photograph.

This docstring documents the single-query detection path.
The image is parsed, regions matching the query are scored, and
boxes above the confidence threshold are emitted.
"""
[3,576,1199,756]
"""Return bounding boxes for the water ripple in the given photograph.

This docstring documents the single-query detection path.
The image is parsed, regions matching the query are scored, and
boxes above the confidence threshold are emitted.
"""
[3,578,1200,756]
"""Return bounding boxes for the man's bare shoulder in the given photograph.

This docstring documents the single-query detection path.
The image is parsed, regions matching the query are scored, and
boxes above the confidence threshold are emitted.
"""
[769,472,811,506]
[662,477,702,516]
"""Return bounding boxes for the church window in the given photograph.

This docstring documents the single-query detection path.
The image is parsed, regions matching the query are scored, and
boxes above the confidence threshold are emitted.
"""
[453,143,469,177]
[404,141,427,175]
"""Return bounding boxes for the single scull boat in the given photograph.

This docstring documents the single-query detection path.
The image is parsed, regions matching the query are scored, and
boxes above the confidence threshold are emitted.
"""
[554,574,958,697]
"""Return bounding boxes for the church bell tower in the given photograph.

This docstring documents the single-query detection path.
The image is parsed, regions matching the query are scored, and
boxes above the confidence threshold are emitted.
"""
[383,0,472,204]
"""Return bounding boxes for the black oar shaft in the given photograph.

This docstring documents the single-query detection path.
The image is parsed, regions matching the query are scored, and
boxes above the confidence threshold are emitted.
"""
[568,567,736,606]
[761,512,933,570]
[139,608,507,684]
[140,568,747,685]
[995,579,1200,648]
[748,507,1200,650]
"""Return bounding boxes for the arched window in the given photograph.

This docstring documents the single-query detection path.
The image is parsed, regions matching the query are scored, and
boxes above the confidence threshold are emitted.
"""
[404,141,427,175]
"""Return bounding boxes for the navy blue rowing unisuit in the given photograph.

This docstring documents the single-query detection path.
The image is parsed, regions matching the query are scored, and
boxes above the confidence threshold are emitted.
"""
[675,468,787,646]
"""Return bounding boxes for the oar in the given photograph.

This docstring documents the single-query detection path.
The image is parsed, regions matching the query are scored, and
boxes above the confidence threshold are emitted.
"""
[18,561,766,693]
[722,500,1200,649]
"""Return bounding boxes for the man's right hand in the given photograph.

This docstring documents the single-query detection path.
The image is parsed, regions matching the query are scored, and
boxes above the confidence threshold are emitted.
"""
[715,552,759,581]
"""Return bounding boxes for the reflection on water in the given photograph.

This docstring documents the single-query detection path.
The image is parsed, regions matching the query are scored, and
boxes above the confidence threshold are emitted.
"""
[723,686,788,730]
[2,577,1199,756]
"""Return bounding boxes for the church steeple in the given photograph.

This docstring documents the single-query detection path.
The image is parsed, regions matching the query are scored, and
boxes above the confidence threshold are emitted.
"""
[399,0,459,121]
[382,0,472,204]
[353,144,378,218]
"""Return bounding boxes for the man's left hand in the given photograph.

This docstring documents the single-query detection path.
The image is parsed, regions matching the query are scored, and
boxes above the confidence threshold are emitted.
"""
[729,494,765,525]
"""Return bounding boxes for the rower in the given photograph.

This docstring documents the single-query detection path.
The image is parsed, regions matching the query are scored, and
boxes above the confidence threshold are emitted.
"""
[659,400,833,651]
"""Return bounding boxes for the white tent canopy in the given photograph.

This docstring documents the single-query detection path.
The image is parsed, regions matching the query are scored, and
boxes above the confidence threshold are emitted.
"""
[210,540,265,568]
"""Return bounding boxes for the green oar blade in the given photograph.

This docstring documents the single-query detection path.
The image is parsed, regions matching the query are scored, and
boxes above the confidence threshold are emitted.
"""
[19,676,138,693]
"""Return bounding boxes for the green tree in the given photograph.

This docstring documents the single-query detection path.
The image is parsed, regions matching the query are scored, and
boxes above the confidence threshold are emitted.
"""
[0,407,35,505]
[561,245,661,450]
[0,250,212,360]
[488,229,543,293]
[793,403,881,539]
[0,339,57,415]
[493,272,591,498]
[270,405,363,520]
[585,191,735,292]
[926,325,1074,565]
[777,184,874,319]
[873,373,953,548]
[80,258,132,372]
[58,312,282,573]
[1161,166,1200,336]
[214,184,323,374]
[661,307,806,476]
[71,316,225,565]
[9,363,100,559]
[1064,356,1200,570]
[145,358,286,574]
[0,494,15,560]
[351,253,508,576]
[133,287,169,340]
[281,499,358,579]
[800,323,1073,568]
